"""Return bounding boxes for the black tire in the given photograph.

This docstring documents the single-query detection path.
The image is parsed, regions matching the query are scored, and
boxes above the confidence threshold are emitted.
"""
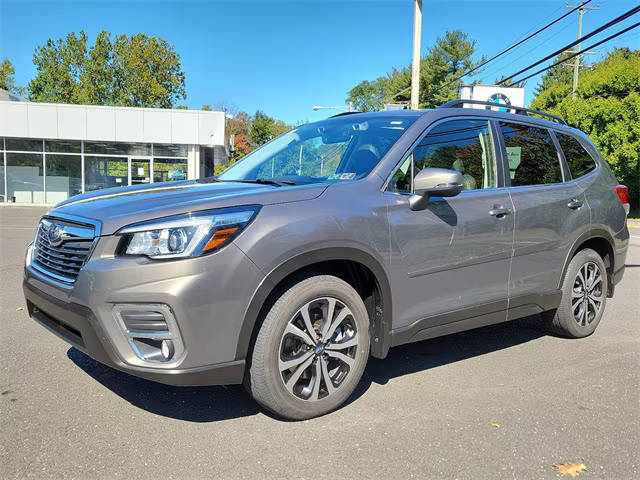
[544,248,607,338]
[247,275,370,420]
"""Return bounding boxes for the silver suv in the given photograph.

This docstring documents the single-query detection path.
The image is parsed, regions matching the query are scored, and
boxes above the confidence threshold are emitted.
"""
[23,102,630,419]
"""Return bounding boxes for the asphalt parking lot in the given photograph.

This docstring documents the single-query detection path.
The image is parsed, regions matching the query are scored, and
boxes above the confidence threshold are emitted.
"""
[1,206,638,479]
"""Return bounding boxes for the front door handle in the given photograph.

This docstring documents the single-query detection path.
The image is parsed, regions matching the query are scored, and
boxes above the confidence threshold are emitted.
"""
[489,205,512,218]
[567,198,584,209]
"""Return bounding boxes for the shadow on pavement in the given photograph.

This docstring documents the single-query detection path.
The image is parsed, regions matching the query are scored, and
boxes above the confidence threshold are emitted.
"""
[347,316,545,407]
[67,348,261,422]
[68,316,545,423]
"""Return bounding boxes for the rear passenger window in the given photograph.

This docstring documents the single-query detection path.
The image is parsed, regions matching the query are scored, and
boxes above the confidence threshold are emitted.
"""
[499,122,563,186]
[556,132,597,178]
[389,119,497,193]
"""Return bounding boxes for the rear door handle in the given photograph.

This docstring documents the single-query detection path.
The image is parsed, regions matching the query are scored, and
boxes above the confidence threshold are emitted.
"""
[489,205,512,218]
[567,198,584,209]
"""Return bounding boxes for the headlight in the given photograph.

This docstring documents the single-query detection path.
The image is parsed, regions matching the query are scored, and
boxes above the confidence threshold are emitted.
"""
[118,206,259,259]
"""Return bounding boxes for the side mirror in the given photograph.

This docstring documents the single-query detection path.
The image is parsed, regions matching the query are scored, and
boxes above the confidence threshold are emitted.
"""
[409,168,464,211]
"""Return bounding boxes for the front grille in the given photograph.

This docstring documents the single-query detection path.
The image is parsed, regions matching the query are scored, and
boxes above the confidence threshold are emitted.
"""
[33,218,95,284]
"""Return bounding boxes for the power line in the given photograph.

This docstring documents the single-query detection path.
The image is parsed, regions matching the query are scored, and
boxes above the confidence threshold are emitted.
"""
[507,21,640,85]
[387,1,593,102]
[497,4,640,85]
[446,0,594,85]
[477,18,577,84]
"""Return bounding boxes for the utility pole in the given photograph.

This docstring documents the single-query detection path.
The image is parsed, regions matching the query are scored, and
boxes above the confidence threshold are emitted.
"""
[567,2,599,98]
[410,0,422,109]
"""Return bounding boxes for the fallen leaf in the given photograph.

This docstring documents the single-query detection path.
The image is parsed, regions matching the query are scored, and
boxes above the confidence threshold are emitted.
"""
[491,423,501,428]
[16,307,24,311]
[553,463,587,477]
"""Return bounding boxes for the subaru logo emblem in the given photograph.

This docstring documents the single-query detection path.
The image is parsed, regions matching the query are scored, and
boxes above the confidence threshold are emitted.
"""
[48,224,64,247]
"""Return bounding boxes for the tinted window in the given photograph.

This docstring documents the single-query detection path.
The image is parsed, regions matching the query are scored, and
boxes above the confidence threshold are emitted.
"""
[389,119,497,193]
[5,138,43,152]
[45,140,81,154]
[500,122,562,186]
[556,132,596,178]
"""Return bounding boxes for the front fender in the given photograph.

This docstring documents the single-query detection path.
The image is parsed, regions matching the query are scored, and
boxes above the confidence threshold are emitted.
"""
[234,247,393,362]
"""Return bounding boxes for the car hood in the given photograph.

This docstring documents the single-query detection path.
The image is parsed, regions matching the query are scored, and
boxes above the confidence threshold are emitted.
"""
[49,180,328,235]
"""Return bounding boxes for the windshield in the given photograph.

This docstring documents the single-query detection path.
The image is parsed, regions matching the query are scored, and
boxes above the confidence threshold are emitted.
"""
[217,114,417,185]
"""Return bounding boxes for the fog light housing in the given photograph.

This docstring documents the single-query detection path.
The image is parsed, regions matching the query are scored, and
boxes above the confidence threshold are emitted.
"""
[112,304,184,366]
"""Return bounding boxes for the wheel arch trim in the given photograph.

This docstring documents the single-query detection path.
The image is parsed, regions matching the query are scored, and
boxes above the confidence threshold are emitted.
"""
[559,229,615,293]
[234,247,393,362]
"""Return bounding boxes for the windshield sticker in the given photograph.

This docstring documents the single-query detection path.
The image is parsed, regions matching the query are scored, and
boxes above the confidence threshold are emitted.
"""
[339,173,356,180]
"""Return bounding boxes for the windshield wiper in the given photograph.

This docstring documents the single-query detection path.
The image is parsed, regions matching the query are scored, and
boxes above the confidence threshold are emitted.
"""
[231,178,297,186]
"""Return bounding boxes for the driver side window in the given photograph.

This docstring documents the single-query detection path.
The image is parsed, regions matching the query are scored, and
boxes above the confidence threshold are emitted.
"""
[388,119,497,193]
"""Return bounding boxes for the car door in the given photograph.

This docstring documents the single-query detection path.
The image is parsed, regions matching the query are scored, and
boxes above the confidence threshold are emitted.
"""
[497,121,590,315]
[386,118,514,333]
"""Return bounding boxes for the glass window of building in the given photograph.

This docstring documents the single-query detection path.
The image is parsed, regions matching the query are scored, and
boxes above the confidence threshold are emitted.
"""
[45,140,81,154]
[45,154,82,203]
[84,156,128,191]
[153,144,188,157]
[84,141,151,156]
[154,158,188,183]
[6,152,44,203]
[6,138,43,152]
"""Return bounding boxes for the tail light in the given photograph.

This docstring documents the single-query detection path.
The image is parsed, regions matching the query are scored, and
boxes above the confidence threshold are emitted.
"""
[615,185,630,215]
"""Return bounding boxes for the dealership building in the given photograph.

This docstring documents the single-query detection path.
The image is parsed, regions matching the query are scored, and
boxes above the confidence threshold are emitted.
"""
[0,90,228,205]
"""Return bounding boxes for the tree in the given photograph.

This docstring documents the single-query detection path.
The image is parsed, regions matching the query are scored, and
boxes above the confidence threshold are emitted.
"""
[347,30,485,111]
[250,110,289,148]
[201,104,212,111]
[0,59,23,94]
[533,51,574,96]
[419,30,486,108]
[531,48,640,211]
[347,79,388,112]
[27,30,186,108]
[227,111,252,160]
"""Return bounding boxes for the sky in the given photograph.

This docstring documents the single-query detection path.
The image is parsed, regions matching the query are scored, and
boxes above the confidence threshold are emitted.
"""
[1,0,639,124]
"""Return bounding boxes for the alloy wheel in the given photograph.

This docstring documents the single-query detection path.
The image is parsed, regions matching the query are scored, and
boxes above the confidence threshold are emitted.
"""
[278,297,359,402]
[572,261,603,327]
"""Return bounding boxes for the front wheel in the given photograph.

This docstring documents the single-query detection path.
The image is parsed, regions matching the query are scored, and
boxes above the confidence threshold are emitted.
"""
[544,248,607,338]
[247,275,370,420]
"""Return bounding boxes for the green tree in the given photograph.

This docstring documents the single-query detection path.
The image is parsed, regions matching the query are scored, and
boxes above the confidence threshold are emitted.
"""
[27,30,186,108]
[347,79,388,112]
[28,32,88,103]
[201,104,212,111]
[0,58,23,94]
[531,48,640,210]
[250,110,289,148]
[533,51,574,96]
[419,30,486,108]
[347,30,484,111]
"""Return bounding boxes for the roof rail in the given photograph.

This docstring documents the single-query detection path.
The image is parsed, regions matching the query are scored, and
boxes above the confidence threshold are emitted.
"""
[438,99,567,125]
[330,111,361,118]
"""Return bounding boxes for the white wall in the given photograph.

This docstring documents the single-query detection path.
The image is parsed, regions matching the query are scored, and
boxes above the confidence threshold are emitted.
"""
[0,101,226,147]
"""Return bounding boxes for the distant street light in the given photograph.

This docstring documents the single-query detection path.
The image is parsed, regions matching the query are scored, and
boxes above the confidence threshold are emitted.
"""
[312,102,354,112]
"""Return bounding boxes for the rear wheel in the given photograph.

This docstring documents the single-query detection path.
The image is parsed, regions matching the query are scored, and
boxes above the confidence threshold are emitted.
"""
[544,248,607,338]
[247,275,370,420]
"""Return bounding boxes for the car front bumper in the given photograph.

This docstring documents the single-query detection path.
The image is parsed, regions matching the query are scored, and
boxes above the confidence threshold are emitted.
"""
[23,238,265,386]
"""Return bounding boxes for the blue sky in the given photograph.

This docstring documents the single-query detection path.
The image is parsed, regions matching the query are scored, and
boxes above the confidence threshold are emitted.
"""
[1,0,638,124]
